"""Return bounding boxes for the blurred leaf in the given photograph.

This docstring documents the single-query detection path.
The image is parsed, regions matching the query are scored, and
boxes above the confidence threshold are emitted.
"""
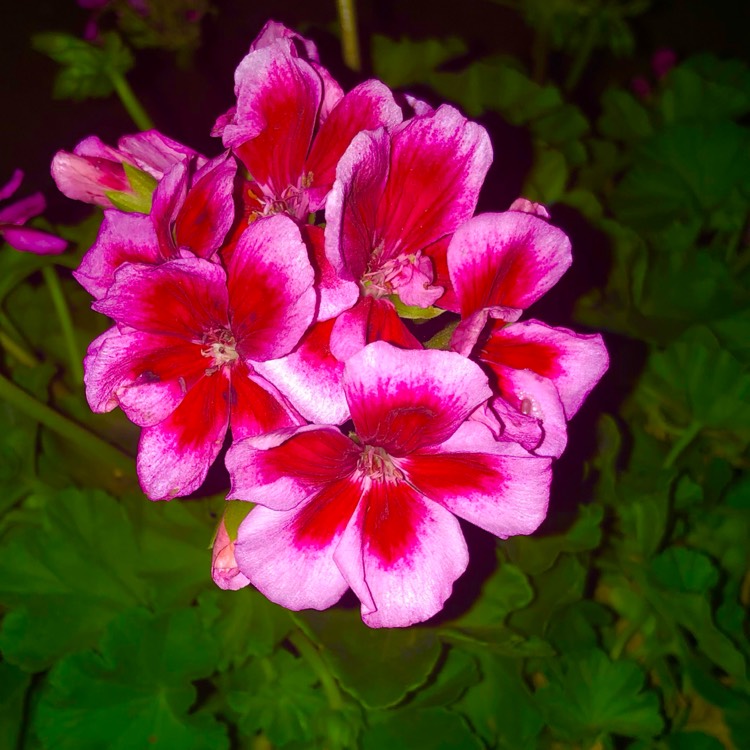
[649,547,720,594]
[372,35,467,89]
[0,659,31,748]
[0,489,149,671]
[523,147,568,203]
[408,648,480,709]
[598,88,654,142]
[34,608,227,750]
[299,609,441,708]
[363,707,482,750]
[536,648,664,741]
[33,32,134,101]
[547,600,614,654]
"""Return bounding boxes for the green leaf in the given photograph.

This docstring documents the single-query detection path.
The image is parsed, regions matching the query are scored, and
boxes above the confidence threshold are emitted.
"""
[0,489,149,671]
[197,588,293,669]
[33,32,134,101]
[34,608,227,750]
[389,295,447,320]
[667,732,725,750]
[408,647,480,709]
[0,660,31,749]
[363,707,482,750]
[228,649,329,748]
[536,649,664,741]
[372,35,467,89]
[522,146,568,203]
[598,88,654,142]
[649,547,720,594]
[299,609,441,708]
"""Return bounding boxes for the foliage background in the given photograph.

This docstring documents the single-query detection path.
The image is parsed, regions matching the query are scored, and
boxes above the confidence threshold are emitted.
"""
[1,1,749,748]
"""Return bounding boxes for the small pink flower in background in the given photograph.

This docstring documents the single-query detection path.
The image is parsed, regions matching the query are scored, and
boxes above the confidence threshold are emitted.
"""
[0,170,67,255]
[84,214,316,500]
[652,48,677,80]
[226,342,552,628]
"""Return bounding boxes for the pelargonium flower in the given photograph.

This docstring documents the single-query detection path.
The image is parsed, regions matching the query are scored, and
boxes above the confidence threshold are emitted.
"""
[0,170,67,254]
[324,104,492,360]
[74,152,237,299]
[448,206,608,456]
[84,213,316,499]
[52,130,203,208]
[226,342,552,628]
[213,21,403,220]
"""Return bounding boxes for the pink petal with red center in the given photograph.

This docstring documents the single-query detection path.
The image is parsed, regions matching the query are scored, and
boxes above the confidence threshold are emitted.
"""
[0,225,67,255]
[74,210,160,299]
[325,127,390,283]
[51,149,130,207]
[227,214,316,361]
[94,257,228,339]
[174,153,237,258]
[137,371,230,500]
[375,105,492,260]
[334,481,469,628]
[480,320,609,418]
[329,296,422,361]
[400,420,552,538]
[489,365,568,458]
[305,80,403,210]
[254,319,349,425]
[448,211,572,320]
[84,326,205,425]
[223,45,321,196]
[344,342,492,455]
[234,495,354,611]
[303,224,359,322]
[117,130,205,179]
[211,516,250,591]
[228,360,304,440]
[226,425,359,511]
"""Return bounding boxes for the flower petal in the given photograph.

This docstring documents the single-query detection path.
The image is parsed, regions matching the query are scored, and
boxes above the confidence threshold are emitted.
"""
[334,480,469,628]
[480,320,609,418]
[226,425,358,510]
[0,169,23,201]
[0,225,67,255]
[344,342,492,454]
[137,372,230,500]
[401,420,552,538]
[212,516,251,591]
[227,214,316,361]
[51,150,129,207]
[0,193,46,224]
[118,130,205,179]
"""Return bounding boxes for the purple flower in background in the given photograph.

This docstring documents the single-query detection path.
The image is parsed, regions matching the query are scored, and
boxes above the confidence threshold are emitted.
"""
[0,171,67,255]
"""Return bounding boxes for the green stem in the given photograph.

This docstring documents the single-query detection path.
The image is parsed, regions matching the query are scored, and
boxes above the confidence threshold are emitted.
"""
[110,71,155,131]
[42,266,84,384]
[663,421,702,469]
[0,372,135,478]
[336,0,361,72]
[564,15,598,92]
[289,630,343,710]
[0,330,38,368]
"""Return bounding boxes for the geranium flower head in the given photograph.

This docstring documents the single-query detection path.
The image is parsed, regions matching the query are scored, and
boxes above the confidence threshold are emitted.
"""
[226,342,551,628]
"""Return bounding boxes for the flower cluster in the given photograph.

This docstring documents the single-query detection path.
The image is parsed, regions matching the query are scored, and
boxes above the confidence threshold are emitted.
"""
[52,20,608,627]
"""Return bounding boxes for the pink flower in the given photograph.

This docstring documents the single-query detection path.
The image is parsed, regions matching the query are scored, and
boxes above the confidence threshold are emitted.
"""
[212,513,251,591]
[447,206,608,456]
[324,105,492,360]
[51,130,204,208]
[213,23,403,220]
[74,152,237,299]
[84,214,316,500]
[226,342,552,628]
[0,170,67,255]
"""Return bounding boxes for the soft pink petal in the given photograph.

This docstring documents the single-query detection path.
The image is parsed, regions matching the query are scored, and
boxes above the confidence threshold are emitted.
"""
[228,360,303,440]
[51,150,130,207]
[227,214,316,361]
[305,80,403,210]
[74,210,160,299]
[0,225,67,255]
[212,516,250,591]
[254,319,349,425]
[344,342,492,455]
[234,494,354,611]
[224,45,321,196]
[324,127,390,283]
[226,425,359,510]
[448,211,572,321]
[249,20,320,61]
[74,135,124,161]
[399,420,552,538]
[480,320,609,418]
[150,159,189,258]
[137,372,230,500]
[174,153,237,258]
[329,297,421,362]
[118,130,205,179]
[509,197,550,219]
[375,105,492,261]
[334,480,469,628]
[93,257,228,339]
[0,193,45,224]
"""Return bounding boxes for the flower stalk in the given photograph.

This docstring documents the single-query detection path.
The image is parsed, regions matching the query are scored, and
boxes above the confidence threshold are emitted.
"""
[42,265,83,383]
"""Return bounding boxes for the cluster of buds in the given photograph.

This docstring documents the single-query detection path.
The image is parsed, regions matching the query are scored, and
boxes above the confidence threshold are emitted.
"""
[52,21,608,627]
